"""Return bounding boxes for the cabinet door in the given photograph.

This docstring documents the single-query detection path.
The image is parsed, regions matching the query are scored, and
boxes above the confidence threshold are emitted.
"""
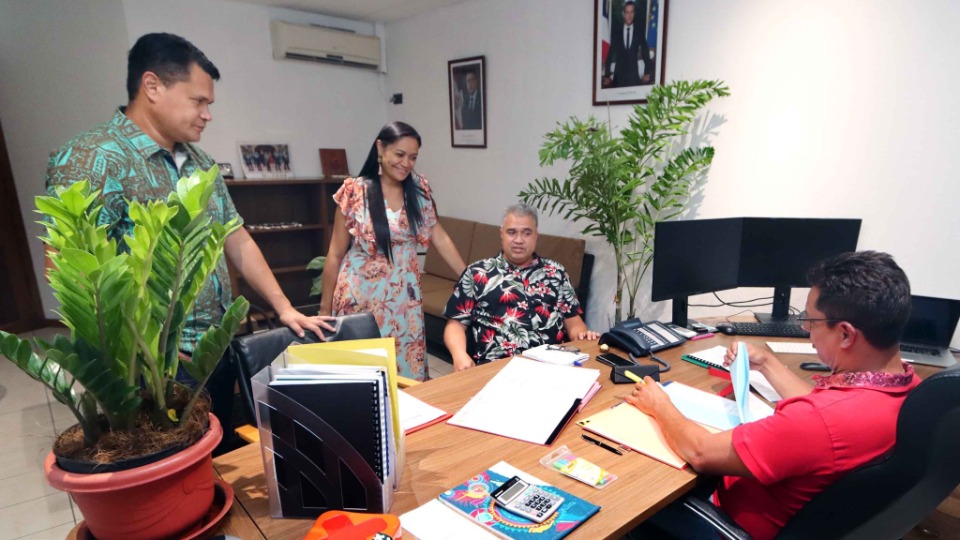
[0,118,43,331]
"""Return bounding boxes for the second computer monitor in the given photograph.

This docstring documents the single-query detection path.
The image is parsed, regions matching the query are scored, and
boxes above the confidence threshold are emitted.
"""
[651,217,862,326]
[739,218,861,323]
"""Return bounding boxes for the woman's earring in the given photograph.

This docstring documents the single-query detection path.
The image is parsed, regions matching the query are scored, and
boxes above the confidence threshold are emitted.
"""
[377,155,382,175]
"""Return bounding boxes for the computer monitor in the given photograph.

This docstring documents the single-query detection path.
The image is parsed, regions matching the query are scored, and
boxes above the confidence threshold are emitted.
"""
[651,217,861,326]
[652,218,742,327]
[739,218,861,323]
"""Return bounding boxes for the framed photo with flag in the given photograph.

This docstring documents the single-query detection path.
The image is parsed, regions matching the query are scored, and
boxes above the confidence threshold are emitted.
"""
[448,55,487,148]
[593,0,669,105]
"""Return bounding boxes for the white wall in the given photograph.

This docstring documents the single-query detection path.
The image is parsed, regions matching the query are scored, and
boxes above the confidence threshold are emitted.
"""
[121,0,388,181]
[384,0,960,346]
[0,0,130,315]
[5,0,960,346]
[1,0,392,316]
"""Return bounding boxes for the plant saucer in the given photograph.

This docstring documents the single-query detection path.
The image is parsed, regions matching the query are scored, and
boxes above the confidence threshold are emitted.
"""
[73,478,235,540]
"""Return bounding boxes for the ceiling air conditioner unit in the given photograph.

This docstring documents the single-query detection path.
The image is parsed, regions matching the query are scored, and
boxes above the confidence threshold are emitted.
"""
[270,20,381,70]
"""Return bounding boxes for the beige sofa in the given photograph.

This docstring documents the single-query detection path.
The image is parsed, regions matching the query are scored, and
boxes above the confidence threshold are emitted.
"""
[421,216,594,360]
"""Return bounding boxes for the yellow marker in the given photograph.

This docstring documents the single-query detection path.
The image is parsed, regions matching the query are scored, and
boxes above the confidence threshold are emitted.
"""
[624,370,645,385]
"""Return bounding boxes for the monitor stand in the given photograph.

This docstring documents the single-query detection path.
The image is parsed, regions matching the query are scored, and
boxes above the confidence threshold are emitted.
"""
[753,286,801,325]
[671,297,689,328]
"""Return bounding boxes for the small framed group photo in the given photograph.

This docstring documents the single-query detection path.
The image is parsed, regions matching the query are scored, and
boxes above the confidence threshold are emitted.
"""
[238,143,294,179]
[592,0,669,105]
[448,55,486,148]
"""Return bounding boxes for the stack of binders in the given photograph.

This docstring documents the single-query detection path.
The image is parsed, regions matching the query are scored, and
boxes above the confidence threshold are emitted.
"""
[252,338,404,518]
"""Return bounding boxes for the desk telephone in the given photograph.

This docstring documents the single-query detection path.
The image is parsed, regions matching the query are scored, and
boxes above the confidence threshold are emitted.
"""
[599,319,687,356]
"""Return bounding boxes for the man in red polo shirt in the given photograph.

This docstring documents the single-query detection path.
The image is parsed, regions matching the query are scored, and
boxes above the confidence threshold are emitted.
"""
[627,251,921,540]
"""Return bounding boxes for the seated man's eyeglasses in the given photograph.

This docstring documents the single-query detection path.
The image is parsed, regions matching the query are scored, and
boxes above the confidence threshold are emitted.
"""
[796,310,861,330]
[547,344,581,353]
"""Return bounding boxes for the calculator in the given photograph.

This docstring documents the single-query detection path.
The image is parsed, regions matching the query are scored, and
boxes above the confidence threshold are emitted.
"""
[490,476,564,523]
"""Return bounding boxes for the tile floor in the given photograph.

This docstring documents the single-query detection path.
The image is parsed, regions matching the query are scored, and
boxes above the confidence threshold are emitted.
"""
[0,326,454,540]
[0,327,79,540]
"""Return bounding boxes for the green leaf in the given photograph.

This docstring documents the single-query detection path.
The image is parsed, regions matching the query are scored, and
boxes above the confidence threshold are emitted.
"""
[519,79,728,318]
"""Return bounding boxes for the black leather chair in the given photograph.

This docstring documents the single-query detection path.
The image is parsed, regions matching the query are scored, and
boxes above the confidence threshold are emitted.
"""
[230,313,381,429]
[682,363,960,540]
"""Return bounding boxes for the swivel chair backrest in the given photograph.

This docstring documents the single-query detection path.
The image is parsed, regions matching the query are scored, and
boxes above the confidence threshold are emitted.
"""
[231,313,380,424]
[777,364,960,540]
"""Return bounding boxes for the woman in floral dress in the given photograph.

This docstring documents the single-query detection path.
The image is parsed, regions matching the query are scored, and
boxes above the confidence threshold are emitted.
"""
[320,122,466,380]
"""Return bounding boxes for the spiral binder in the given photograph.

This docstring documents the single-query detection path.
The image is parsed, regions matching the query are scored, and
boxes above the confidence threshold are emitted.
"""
[680,345,728,370]
[252,364,393,518]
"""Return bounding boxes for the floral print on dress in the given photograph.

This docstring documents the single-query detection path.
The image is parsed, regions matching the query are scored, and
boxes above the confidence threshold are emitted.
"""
[331,175,437,380]
[444,252,582,363]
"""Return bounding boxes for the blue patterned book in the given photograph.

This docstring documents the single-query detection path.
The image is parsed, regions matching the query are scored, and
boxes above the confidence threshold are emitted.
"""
[437,461,600,539]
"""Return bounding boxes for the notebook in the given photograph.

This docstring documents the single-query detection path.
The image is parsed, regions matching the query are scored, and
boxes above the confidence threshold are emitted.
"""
[900,295,960,367]
[680,345,727,370]
[435,461,600,539]
[681,345,782,402]
[270,371,389,482]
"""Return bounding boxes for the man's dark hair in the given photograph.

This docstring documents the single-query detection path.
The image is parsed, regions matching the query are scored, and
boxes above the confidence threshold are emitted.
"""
[126,33,220,101]
[807,250,911,349]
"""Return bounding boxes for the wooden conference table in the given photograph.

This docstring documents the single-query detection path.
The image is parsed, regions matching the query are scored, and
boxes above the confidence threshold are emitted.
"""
[211,332,943,539]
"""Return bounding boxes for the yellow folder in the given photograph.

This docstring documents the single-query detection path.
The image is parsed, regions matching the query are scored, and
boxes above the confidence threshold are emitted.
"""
[577,401,687,469]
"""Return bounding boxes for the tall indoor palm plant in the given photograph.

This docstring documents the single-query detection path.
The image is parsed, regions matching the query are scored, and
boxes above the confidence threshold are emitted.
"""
[520,79,729,323]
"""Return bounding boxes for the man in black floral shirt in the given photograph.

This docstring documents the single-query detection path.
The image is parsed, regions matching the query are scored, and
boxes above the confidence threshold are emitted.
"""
[443,204,599,371]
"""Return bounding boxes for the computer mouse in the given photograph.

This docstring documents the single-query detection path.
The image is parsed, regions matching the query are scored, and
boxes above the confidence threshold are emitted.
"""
[716,324,737,336]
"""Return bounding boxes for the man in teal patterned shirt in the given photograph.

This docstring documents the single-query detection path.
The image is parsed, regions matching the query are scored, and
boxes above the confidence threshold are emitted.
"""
[45,33,334,445]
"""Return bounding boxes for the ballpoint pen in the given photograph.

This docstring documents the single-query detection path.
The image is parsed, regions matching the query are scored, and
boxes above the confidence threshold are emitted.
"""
[581,434,623,455]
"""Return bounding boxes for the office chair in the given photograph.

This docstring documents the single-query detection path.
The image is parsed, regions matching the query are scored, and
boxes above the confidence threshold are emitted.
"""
[682,363,960,540]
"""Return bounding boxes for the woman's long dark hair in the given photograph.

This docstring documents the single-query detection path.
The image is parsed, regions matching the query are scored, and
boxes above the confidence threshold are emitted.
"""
[358,121,425,263]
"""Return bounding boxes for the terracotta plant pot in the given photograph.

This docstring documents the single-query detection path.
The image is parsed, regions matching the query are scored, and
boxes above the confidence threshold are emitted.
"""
[44,413,223,540]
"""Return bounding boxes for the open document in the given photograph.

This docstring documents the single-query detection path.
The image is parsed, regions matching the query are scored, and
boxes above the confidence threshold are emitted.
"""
[447,357,600,444]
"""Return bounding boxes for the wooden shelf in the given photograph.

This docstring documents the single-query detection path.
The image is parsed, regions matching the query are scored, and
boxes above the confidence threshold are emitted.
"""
[245,224,325,235]
[226,177,345,187]
[271,265,309,275]
[226,174,345,308]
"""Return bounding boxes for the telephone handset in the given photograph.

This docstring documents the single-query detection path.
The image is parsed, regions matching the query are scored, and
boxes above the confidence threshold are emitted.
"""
[599,319,687,357]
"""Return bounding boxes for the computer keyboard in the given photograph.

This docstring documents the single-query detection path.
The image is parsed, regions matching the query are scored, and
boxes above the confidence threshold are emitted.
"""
[731,322,810,338]
[900,344,941,356]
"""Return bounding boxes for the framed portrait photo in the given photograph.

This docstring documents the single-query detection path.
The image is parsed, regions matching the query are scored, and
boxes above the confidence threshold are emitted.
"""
[237,143,294,179]
[448,55,487,148]
[592,0,669,106]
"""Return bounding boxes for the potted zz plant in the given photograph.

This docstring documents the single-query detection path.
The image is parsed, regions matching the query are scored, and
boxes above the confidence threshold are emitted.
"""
[0,166,249,540]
